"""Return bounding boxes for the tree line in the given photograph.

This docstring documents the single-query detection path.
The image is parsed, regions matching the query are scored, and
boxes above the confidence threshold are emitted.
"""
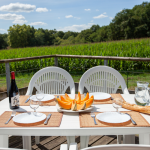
[0,1,150,49]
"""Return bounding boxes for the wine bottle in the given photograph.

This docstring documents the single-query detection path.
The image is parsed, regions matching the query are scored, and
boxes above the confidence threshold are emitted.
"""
[9,71,19,109]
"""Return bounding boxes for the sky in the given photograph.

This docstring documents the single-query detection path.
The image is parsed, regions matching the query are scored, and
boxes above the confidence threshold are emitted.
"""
[0,0,150,34]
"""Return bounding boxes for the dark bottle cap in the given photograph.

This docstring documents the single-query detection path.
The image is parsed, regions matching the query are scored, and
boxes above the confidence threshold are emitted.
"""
[11,71,15,79]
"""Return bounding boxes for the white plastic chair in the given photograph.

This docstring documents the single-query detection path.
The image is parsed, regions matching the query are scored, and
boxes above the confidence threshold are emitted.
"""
[78,66,129,94]
[24,66,75,150]
[78,66,134,148]
[60,143,150,150]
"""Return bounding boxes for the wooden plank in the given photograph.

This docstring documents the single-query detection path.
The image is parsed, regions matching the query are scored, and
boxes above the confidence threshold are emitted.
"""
[0,54,150,64]
[90,135,116,146]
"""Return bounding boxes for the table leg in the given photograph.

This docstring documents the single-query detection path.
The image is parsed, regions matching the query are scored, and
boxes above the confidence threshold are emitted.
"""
[66,136,75,147]
[0,135,8,148]
[139,134,150,144]
[80,136,89,149]
[123,135,135,144]
[22,136,31,150]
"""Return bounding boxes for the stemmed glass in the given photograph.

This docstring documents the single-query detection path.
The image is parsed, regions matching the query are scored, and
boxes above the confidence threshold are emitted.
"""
[36,91,44,106]
[30,99,39,116]
[112,98,123,113]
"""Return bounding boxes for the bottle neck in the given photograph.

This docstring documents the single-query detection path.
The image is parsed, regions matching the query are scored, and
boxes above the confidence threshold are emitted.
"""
[11,72,15,80]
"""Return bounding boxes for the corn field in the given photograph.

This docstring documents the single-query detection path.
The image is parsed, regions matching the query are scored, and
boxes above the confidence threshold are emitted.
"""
[0,38,150,74]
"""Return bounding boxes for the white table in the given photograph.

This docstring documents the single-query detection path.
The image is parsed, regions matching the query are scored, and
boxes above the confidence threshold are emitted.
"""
[0,94,150,150]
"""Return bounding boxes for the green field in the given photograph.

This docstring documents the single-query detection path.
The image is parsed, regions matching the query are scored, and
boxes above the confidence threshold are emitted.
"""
[0,38,150,75]
[0,38,150,92]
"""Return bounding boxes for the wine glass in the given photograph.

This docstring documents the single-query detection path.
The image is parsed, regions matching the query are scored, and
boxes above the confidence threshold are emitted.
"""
[30,99,39,115]
[36,91,44,106]
[112,98,123,113]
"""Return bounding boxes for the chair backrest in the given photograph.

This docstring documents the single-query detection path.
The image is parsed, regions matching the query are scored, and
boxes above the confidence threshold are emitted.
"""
[81,144,150,150]
[26,67,75,95]
[79,66,129,94]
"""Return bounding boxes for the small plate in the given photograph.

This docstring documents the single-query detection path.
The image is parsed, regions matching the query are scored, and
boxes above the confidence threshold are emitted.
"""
[96,112,131,125]
[56,104,94,113]
[13,112,46,125]
[89,92,111,101]
[30,94,55,103]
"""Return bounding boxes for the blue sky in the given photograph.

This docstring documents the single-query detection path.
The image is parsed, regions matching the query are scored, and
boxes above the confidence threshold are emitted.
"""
[0,0,149,34]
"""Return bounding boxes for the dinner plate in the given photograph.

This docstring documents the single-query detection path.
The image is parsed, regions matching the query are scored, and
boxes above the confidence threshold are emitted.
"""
[89,92,111,101]
[30,94,55,103]
[96,112,130,125]
[13,112,46,125]
[56,103,94,113]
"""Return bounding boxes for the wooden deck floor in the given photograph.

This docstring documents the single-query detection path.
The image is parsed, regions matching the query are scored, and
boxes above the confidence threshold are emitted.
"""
[9,135,139,150]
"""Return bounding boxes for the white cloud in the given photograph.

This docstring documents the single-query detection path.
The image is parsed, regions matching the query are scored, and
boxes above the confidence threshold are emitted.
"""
[0,3,36,12]
[84,9,91,11]
[57,23,94,32]
[91,20,93,22]
[0,13,25,20]
[36,8,48,12]
[0,29,7,32]
[93,13,108,19]
[58,17,60,19]
[96,9,99,11]
[13,19,27,24]
[109,17,114,20]
[74,17,81,20]
[0,29,7,33]
[29,22,47,26]
[50,9,52,11]
[65,15,73,18]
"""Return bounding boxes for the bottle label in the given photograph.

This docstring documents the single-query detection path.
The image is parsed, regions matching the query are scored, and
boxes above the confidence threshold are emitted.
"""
[11,94,19,107]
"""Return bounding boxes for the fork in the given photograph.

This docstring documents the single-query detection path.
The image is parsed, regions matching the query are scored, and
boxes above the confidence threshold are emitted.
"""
[90,112,98,125]
[5,111,16,124]
[125,113,137,125]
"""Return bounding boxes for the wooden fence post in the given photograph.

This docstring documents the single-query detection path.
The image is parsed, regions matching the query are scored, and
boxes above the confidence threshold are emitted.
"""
[55,57,58,66]
[104,59,108,66]
[5,63,10,96]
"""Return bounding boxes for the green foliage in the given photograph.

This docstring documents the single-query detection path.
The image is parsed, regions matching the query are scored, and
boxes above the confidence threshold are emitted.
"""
[0,38,150,74]
[0,34,8,49]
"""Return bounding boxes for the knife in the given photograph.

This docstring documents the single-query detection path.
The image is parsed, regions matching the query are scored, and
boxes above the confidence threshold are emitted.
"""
[44,114,52,125]
[25,95,32,103]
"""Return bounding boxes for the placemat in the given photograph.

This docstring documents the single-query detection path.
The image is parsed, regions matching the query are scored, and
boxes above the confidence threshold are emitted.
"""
[79,111,150,128]
[19,95,56,106]
[0,111,63,127]
[93,94,123,105]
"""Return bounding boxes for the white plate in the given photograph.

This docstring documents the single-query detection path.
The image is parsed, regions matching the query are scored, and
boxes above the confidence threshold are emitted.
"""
[30,94,55,102]
[56,103,94,113]
[89,92,111,101]
[96,112,130,124]
[13,112,46,124]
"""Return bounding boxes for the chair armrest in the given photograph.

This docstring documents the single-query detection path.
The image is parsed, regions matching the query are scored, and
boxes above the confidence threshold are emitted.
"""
[69,143,78,150]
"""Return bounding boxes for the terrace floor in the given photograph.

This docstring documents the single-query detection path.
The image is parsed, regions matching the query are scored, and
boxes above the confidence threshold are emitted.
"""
[9,135,139,150]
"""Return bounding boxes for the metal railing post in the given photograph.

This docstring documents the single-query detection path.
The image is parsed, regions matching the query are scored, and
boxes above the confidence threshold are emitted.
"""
[5,63,10,96]
[55,57,58,66]
[104,60,108,66]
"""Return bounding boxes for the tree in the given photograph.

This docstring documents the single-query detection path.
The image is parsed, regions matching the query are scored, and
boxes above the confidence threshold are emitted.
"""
[0,34,8,49]
[8,24,35,48]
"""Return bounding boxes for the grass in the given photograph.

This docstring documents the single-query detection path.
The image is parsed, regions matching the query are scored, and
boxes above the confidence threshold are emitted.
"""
[0,71,150,93]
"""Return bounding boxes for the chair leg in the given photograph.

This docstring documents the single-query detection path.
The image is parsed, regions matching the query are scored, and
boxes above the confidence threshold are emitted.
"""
[80,136,89,149]
[35,136,40,144]
[139,134,150,144]
[0,135,8,148]
[66,136,75,147]
[117,135,122,144]
[22,136,32,150]
[123,135,135,144]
